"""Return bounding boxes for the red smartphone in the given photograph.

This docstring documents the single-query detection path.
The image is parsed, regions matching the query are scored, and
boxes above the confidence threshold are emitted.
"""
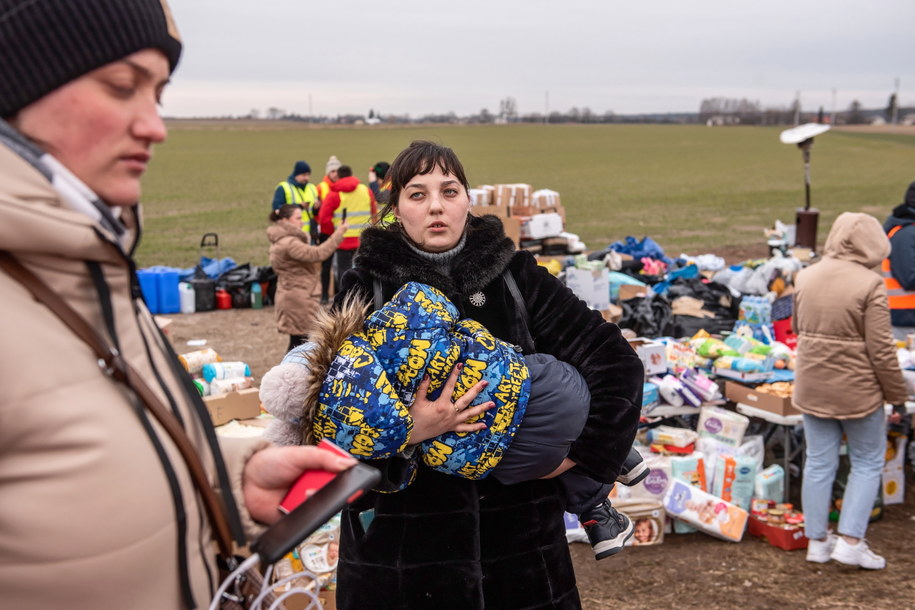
[254,452,380,565]
[278,439,357,514]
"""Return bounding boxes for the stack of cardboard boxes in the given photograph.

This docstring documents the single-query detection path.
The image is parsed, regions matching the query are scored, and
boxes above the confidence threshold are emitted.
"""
[468,183,567,251]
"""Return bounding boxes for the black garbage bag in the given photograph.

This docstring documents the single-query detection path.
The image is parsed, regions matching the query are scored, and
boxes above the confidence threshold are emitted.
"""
[217,263,275,309]
[665,276,740,338]
[619,294,673,338]
[254,265,277,306]
[189,265,216,312]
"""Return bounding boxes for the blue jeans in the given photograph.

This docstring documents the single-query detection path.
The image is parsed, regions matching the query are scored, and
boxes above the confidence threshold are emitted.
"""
[801,407,885,540]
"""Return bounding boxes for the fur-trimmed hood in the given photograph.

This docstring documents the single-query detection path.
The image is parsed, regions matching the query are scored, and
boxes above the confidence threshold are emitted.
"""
[353,214,515,301]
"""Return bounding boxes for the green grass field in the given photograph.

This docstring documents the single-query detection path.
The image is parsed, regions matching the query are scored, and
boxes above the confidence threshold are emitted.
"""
[138,123,915,268]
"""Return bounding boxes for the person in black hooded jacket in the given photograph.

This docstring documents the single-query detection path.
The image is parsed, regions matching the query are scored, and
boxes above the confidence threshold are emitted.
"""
[328,140,643,610]
[882,181,915,338]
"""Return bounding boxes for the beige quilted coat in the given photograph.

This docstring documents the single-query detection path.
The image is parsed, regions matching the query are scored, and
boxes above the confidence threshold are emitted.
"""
[792,212,908,419]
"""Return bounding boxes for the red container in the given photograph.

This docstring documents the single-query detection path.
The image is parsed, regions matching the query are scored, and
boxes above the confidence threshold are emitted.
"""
[747,515,808,551]
[215,289,232,310]
[772,318,797,349]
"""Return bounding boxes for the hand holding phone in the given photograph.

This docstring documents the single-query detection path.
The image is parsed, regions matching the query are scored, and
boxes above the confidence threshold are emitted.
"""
[253,441,380,565]
[278,439,354,513]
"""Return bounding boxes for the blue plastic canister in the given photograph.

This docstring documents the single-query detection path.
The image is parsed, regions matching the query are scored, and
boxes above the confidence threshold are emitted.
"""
[136,270,160,314]
[156,270,180,314]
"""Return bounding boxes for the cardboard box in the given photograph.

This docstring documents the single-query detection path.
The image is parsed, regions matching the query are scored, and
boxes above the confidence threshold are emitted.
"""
[204,387,262,426]
[600,304,622,324]
[885,434,907,469]
[518,212,563,240]
[619,283,649,302]
[628,337,668,376]
[616,499,666,546]
[746,515,808,551]
[471,203,509,219]
[725,380,799,416]
[882,466,905,505]
[494,183,531,207]
[540,203,566,225]
[468,188,492,206]
[471,208,519,246]
[565,266,610,310]
[531,188,561,208]
[501,217,521,247]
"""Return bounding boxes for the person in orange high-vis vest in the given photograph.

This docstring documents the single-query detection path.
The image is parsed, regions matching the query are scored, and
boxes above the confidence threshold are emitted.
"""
[318,164,376,289]
[882,181,915,339]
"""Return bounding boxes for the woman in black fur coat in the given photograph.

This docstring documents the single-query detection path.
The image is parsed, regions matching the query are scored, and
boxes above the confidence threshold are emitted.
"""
[331,141,643,610]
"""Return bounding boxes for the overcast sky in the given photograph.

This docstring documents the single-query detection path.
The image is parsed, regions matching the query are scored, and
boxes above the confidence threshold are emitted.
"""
[164,0,914,118]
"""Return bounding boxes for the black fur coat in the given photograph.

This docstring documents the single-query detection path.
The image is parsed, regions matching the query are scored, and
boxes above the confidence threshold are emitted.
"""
[334,215,643,610]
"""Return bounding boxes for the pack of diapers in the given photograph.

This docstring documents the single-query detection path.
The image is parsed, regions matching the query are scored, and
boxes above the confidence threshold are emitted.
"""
[670,453,707,534]
[663,479,748,542]
[697,406,749,447]
[712,454,756,511]
[628,453,673,503]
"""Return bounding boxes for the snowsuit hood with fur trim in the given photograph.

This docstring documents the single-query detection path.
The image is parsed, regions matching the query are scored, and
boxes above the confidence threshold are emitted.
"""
[310,282,529,488]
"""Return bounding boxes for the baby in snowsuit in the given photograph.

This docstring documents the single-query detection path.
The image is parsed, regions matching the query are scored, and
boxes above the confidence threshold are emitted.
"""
[260,281,646,559]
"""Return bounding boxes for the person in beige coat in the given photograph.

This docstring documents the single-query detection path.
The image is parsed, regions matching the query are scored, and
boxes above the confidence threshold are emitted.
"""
[793,212,908,570]
[268,204,346,351]
[0,2,356,609]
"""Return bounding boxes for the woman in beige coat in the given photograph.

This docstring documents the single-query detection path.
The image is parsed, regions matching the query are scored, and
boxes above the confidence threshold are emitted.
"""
[793,212,908,570]
[0,3,355,608]
[268,204,346,350]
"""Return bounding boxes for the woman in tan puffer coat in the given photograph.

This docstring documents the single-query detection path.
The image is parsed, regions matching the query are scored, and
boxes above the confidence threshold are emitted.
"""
[268,204,346,350]
[793,212,908,570]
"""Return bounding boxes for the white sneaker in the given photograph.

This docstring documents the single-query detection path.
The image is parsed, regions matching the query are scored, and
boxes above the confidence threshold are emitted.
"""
[830,537,886,570]
[805,534,837,563]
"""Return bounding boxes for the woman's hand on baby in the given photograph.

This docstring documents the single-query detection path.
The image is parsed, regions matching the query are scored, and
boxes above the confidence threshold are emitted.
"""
[408,363,494,445]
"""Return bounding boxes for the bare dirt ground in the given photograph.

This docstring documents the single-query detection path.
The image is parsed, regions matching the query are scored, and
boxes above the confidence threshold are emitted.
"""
[165,249,915,608]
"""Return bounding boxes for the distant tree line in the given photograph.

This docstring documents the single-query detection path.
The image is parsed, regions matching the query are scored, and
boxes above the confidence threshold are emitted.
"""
[181,95,910,126]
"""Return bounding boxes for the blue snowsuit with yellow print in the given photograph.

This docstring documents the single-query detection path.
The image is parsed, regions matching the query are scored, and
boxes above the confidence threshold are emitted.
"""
[314,282,531,488]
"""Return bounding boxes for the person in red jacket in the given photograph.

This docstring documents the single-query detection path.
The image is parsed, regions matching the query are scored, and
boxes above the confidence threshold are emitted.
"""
[318,164,376,288]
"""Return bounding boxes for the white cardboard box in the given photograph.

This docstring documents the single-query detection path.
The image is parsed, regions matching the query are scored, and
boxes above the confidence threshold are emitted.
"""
[519,212,564,240]
[628,337,668,376]
[882,466,905,505]
[565,267,610,310]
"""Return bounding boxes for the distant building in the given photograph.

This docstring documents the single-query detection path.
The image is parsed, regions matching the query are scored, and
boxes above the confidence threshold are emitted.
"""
[705,115,740,127]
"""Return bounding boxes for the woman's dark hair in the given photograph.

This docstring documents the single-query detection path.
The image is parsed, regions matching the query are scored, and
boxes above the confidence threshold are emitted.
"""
[269,203,301,223]
[376,140,470,226]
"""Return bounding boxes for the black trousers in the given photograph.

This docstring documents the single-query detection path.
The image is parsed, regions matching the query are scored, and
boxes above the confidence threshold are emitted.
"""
[317,233,333,301]
[334,249,356,291]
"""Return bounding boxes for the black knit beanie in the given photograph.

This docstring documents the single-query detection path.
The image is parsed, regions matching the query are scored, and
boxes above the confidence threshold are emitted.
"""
[0,0,183,118]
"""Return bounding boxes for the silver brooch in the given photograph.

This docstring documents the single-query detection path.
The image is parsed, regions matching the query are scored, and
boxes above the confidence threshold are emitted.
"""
[469,291,486,307]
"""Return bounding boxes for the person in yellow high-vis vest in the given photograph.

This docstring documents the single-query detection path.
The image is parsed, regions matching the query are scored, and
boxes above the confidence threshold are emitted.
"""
[272,160,320,239]
[882,181,915,340]
[318,164,376,289]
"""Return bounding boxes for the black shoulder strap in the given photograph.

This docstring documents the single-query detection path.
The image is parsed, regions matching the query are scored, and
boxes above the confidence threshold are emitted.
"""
[374,278,384,311]
[502,269,535,353]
